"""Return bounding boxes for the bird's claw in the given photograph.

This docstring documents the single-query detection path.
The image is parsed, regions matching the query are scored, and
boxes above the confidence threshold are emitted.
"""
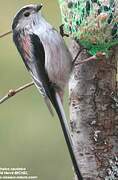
[59,24,69,38]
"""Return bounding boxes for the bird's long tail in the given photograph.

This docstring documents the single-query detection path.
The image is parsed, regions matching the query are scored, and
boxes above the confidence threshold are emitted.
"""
[51,92,83,180]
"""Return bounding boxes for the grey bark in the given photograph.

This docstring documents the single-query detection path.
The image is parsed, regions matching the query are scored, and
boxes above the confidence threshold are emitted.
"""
[69,40,118,179]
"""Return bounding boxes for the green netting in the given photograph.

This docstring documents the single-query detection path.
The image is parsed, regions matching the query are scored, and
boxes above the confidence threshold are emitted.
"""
[58,0,118,55]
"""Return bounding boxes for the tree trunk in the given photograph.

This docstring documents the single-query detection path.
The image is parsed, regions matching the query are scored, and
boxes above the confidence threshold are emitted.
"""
[58,0,118,179]
[69,40,118,179]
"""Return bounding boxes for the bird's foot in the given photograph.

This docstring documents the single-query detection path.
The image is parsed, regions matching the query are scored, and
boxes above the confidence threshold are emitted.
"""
[59,24,69,38]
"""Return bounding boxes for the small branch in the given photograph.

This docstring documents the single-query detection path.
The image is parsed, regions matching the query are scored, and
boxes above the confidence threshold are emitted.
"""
[0,31,12,38]
[72,47,86,65]
[75,55,96,65]
[74,52,106,66]
[0,82,34,104]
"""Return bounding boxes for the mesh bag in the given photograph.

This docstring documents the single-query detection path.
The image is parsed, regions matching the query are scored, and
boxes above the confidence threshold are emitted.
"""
[59,0,118,55]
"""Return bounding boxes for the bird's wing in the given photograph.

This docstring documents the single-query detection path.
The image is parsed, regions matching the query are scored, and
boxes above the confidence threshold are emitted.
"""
[29,33,72,140]
[13,31,54,116]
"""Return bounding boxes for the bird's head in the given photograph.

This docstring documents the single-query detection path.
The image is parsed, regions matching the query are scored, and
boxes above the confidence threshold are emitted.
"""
[12,4,43,31]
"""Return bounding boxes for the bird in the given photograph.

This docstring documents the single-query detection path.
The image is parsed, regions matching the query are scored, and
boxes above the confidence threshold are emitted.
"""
[12,4,83,180]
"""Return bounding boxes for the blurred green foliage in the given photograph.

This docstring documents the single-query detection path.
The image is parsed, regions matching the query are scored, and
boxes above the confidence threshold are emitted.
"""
[0,1,73,180]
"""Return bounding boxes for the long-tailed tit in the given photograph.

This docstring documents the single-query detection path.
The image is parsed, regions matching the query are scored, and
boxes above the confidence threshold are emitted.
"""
[12,4,83,179]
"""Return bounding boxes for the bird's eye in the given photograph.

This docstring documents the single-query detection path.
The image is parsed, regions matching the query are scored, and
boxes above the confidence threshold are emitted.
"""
[24,12,30,17]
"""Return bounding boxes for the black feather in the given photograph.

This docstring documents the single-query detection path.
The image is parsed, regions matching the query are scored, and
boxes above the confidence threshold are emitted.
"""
[29,34,52,97]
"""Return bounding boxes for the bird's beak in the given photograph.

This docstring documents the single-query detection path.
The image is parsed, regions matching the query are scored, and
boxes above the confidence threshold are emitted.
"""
[36,4,43,12]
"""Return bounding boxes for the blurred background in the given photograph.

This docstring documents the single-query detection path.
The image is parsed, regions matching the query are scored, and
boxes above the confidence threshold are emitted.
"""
[0,0,73,180]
